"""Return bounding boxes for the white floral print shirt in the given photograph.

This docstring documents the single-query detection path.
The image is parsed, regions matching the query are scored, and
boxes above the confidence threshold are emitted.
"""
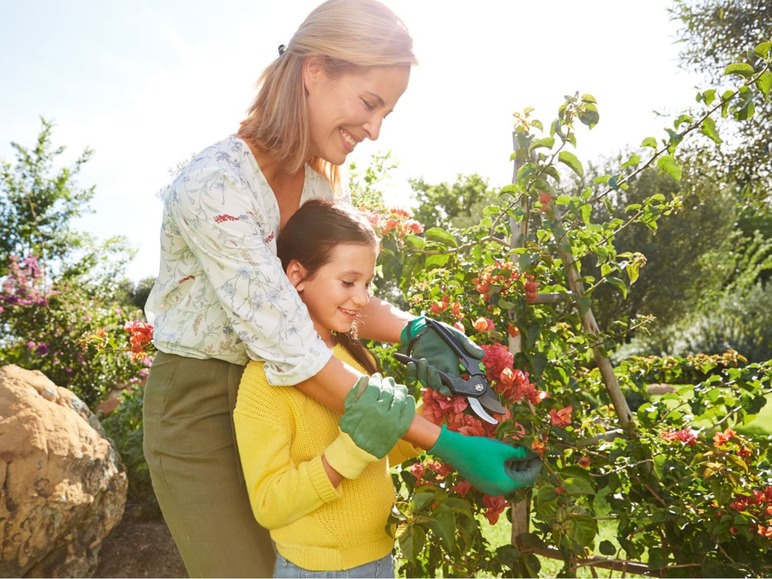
[145,135,345,385]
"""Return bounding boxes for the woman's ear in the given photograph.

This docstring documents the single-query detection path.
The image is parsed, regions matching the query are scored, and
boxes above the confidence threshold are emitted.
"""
[303,56,325,92]
[286,260,309,291]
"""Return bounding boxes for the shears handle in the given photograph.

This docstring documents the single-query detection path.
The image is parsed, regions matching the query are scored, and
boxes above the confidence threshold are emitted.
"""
[393,352,486,398]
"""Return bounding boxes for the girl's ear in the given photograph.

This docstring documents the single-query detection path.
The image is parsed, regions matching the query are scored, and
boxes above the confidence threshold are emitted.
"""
[286,260,309,291]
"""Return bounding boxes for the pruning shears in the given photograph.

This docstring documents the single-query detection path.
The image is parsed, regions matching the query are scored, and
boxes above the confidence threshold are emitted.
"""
[394,318,506,425]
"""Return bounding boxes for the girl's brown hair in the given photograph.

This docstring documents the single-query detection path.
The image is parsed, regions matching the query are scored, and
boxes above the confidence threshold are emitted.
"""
[277,198,380,374]
[236,0,416,191]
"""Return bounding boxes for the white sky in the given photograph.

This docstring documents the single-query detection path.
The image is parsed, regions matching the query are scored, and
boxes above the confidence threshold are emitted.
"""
[0,0,702,282]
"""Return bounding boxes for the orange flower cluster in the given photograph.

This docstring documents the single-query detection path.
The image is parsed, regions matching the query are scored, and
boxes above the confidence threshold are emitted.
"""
[473,260,522,302]
[482,344,547,406]
[361,206,424,239]
[428,294,465,321]
[728,486,772,540]
[124,320,154,363]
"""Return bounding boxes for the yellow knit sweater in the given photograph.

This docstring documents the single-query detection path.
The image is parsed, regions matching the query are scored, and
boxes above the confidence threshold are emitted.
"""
[234,345,419,572]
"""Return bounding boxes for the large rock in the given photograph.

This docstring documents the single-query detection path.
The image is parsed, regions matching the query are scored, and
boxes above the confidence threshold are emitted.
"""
[0,365,127,577]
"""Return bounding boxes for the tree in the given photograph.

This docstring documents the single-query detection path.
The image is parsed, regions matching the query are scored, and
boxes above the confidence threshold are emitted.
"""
[410,174,499,231]
[575,154,737,333]
[0,120,148,405]
[672,0,772,203]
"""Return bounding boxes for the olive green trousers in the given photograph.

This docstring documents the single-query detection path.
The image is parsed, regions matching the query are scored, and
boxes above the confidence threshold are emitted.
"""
[143,352,274,578]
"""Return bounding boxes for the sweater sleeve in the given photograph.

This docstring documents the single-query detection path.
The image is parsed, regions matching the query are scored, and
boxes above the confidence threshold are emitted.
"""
[234,362,342,530]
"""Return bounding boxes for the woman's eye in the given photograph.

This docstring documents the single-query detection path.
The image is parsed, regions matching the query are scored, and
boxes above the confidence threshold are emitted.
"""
[361,98,375,112]
[342,281,355,287]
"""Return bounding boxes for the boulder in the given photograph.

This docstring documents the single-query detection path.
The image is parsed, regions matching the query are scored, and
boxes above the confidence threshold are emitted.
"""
[0,364,127,577]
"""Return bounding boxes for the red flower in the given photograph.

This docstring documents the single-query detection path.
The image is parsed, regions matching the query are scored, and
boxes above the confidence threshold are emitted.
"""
[531,438,547,458]
[578,456,591,469]
[482,494,508,523]
[713,427,736,447]
[481,344,514,382]
[453,480,472,498]
[549,405,573,427]
[660,428,698,446]
[409,462,426,481]
[474,317,494,333]
[538,191,552,210]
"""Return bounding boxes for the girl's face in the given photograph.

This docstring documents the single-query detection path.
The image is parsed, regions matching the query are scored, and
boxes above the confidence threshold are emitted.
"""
[304,61,410,165]
[291,242,377,346]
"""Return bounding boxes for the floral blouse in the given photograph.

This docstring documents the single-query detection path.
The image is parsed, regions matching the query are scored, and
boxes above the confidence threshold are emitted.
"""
[145,135,345,385]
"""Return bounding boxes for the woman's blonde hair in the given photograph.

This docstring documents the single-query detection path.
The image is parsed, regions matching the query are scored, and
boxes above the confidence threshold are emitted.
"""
[236,0,416,190]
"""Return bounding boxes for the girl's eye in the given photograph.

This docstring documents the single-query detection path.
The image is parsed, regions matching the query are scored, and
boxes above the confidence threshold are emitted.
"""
[342,281,355,288]
[361,98,375,112]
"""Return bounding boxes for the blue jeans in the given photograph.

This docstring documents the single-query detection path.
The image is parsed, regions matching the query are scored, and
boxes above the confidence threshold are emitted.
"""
[273,551,394,578]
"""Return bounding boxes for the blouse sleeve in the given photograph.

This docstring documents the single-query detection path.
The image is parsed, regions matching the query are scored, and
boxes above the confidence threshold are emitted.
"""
[169,166,332,385]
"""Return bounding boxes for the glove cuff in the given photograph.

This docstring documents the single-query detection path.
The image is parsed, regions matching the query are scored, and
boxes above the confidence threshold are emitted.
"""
[429,424,459,460]
[400,316,427,347]
[325,431,379,480]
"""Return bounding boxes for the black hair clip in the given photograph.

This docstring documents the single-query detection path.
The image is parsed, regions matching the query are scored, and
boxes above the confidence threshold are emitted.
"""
[278,44,286,56]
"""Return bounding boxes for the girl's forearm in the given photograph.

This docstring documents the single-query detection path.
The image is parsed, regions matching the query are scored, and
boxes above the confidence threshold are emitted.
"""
[295,354,441,450]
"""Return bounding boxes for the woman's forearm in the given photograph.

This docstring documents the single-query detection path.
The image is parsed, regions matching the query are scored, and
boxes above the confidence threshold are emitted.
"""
[295,355,441,450]
[357,296,414,343]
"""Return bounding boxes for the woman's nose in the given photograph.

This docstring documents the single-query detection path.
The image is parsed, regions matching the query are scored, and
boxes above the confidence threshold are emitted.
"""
[364,114,383,141]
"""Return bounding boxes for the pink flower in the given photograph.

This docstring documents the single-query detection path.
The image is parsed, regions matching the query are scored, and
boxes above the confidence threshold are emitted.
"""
[660,428,698,446]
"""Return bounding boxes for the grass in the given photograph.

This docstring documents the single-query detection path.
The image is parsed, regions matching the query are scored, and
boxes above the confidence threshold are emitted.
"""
[736,393,772,438]
[479,494,648,579]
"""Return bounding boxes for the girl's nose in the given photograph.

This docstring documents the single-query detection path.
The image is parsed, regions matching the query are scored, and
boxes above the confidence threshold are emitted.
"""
[353,286,371,306]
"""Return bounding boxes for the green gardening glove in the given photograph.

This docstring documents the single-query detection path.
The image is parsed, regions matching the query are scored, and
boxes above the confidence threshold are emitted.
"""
[338,373,416,459]
[400,316,484,395]
[430,425,542,496]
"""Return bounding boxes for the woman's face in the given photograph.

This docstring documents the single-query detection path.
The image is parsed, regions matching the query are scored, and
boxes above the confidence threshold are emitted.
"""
[304,62,410,165]
[292,242,377,346]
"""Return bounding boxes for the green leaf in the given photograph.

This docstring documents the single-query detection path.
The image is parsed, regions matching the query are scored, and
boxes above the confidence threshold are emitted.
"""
[558,151,584,177]
[641,136,658,148]
[578,103,600,128]
[576,294,592,316]
[424,227,458,248]
[529,136,555,151]
[425,502,457,553]
[405,234,425,249]
[568,514,597,547]
[754,40,772,57]
[563,476,596,496]
[580,203,591,226]
[756,70,772,100]
[656,155,682,182]
[398,525,426,563]
[724,62,755,78]
[621,153,641,169]
[411,488,436,511]
[599,539,616,556]
[700,117,722,145]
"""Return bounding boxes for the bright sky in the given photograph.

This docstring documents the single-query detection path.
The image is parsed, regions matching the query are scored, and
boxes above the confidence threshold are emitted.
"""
[0,0,701,282]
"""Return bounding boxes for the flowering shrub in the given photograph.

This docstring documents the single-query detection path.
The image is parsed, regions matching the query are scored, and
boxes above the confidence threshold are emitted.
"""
[0,254,150,406]
[370,42,772,577]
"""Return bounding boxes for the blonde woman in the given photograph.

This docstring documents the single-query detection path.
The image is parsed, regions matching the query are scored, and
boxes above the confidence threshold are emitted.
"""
[143,1,538,576]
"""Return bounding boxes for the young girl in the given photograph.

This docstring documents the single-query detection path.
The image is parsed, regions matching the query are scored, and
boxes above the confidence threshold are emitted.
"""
[234,198,420,577]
